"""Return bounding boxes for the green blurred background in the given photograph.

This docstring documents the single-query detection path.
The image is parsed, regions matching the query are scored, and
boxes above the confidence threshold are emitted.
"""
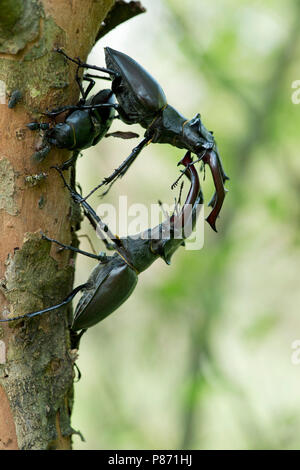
[72,0,300,449]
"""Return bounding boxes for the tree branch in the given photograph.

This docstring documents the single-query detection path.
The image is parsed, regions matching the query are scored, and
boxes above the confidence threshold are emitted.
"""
[0,0,115,450]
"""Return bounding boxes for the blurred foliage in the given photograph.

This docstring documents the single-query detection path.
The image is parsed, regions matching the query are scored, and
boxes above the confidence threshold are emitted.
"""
[72,0,300,449]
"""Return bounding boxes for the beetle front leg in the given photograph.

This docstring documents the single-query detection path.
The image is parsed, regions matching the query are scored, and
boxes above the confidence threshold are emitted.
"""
[31,144,52,163]
[172,150,228,231]
[207,152,229,208]
[43,102,118,118]
[82,136,151,201]
[41,232,109,262]
[0,283,88,323]
[51,165,121,249]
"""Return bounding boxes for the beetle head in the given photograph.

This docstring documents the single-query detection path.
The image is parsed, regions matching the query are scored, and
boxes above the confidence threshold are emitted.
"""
[182,113,215,154]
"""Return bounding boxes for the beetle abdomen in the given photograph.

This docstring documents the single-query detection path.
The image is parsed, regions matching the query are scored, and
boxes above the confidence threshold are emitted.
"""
[72,262,138,330]
[105,47,167,124]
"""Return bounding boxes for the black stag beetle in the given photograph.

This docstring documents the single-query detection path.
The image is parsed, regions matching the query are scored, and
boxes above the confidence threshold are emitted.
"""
[27,64,117,167]
[0,152,202,348]
[40,48,228,232]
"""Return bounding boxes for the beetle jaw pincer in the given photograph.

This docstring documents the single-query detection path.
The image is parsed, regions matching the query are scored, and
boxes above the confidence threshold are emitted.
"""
[201,151,228,232]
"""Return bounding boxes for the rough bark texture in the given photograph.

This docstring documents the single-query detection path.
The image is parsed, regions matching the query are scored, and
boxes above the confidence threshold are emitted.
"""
[0,0,115,450]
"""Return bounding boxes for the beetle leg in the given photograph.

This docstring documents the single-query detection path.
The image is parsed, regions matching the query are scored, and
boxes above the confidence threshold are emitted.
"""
[82,208,116,251]
[158,200,170,219]
[55,48,118,77]
[82,136,151,201]
[51,166,122,249]
[0,283,88,323]
[171,168,187,190]
[43,102,118,118]
[78,71,106,101]
[27,122,50,131]
[31,143,52,163]
[74,64,90,101]
[171,150,228,231]
[207,153,229,208]
[171,151,206,190]
[40,232,109,262]
[59,151,80,171]
[202,151,227,232]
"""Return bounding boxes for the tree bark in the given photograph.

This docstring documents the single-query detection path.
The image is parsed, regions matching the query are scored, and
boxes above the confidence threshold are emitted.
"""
[0,0,115,450]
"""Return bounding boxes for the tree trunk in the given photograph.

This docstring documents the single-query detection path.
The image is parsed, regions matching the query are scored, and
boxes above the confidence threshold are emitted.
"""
[0,0,115,450]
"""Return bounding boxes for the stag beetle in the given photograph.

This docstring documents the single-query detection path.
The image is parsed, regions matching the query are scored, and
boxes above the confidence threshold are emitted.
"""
[27,69,117,167]
[44,48,228,231]
[0,152,202,347]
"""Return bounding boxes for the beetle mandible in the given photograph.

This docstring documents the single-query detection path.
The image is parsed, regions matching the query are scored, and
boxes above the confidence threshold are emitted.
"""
[0,152,202,348]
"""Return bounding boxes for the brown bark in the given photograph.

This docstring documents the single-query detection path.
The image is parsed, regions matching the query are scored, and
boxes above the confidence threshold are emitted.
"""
[0,0,115,450]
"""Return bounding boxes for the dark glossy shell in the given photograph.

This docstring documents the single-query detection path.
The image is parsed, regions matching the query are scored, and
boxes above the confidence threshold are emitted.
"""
[72,257,138,330]
[50,89,115,150]
[105,47,167,120]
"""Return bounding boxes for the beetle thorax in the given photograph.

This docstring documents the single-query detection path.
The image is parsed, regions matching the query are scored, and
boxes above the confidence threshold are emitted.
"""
[119,236,158,274]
